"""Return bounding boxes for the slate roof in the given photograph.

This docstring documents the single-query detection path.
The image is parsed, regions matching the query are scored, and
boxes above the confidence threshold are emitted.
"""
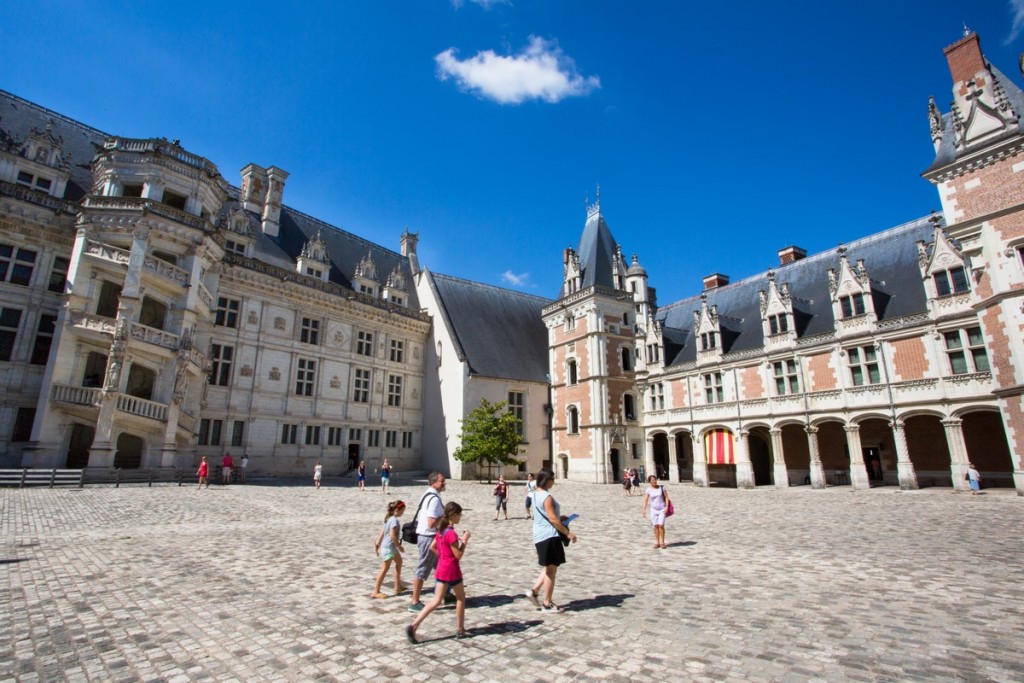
[655,215,937,366]
[0,89,419,308]
[576,210,618,289]
[426,271,552,382]
[924,62,1024,175]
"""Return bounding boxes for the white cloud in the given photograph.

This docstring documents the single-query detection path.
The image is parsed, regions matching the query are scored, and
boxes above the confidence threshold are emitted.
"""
[451,0,511,8]
[502,270,530,286]
[1008,0,1024,43]
[435,36,600,105]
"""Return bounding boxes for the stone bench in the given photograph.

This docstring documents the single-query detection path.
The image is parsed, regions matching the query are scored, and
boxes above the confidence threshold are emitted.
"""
[82,467,187,488]
[0,468,84,488]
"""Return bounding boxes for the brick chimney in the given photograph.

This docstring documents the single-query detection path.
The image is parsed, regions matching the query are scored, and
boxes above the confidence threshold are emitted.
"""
[401,228,419,274]
[778,246,807,265]
[703,273,730,290]
[943,33,985,86]
[260,166,289,238]
[240,163,268,214]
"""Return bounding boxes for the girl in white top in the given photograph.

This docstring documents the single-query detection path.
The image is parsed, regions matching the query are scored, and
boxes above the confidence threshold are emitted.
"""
[641,475,670,549]
[313,462,323,489]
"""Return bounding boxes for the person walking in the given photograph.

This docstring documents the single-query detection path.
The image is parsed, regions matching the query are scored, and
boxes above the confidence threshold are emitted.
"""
[408,471,446,612]
[197,456,209,489]
[967,462,982,495]
[372,500,406,598]
[622,469,633,496]
[358,461,367,491]
[641,474,670,549]
[493,475,509,520]
[406,502,470,643]
[380,459,392,494]
[524,473,537,519]
[313,461,323,489]
[221,452,234,485]
[238,454,248,484]
[524,468,576,613]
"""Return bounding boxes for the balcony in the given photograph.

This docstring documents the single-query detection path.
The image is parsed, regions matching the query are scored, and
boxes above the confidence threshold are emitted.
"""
[127,321,179,352]
[0,180,75,214]
[82,195,208,231]
[51,384,102,407]
[116,394,168,422]
[177,410,197,434]
[83,239,131,266]
[143,254,190,286]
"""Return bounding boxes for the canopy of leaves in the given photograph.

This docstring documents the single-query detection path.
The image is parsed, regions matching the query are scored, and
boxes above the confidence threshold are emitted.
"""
[452,398,524,474]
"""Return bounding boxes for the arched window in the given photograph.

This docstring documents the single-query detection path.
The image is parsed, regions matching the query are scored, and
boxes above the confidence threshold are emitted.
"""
[567,406,579,434]
[567,359,578,385]
[621,347,632,371]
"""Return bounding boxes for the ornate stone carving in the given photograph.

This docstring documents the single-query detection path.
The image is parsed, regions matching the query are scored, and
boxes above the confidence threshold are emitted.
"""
[274,317,285,330]
[330,375,341,389]
[239,365,253,377]
[247,310,258,325]
[269,367,281,381]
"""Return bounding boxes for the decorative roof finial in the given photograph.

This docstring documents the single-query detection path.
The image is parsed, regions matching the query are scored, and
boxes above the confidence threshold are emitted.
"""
[586,184,601,218]
[963,22,972,37]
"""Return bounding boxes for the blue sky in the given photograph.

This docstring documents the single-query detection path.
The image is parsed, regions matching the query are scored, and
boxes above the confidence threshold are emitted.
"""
[3,1,1024,305]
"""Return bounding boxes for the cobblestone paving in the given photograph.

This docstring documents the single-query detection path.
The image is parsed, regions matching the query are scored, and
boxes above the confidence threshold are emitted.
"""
[2,478,1023,682]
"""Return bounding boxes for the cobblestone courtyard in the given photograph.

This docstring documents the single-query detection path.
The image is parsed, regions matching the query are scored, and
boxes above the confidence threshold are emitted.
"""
[2,478,1023,682]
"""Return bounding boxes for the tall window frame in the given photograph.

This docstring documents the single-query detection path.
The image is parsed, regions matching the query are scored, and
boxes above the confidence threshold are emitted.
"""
[944,327,990,374]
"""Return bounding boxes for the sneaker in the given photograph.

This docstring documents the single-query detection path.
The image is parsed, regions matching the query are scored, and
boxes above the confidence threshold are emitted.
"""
[539,603,564,613]
[407,601,424,613]
[524,589,540,608]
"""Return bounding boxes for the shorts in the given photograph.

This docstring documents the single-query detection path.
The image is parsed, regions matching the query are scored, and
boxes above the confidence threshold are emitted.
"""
[415,534,438,580]
[650,507,666,526]
[436,576,463,588]
[380,547,399,561]
[495,495,507,510]
[314,473,322,481]
[381,474,390,482]
[222,467,232,477]
[525,497,533,509]
[535,536,566,567]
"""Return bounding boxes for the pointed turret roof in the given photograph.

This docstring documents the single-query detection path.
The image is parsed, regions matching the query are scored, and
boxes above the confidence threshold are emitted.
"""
[575,199,619,290]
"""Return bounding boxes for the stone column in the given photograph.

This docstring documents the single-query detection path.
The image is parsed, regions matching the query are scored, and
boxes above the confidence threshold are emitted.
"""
[645,436,656,484]
[845,424,871,491]
[805,426,826,489]
[666,433,679,482]
[942,418,972,492]
[691,432,708,487]
[770,428,789,489]
[735,429,756,489]
[890,419,918,490]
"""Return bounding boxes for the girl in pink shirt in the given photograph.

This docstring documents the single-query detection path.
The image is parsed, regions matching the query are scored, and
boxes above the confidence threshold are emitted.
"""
[406,501,470,643]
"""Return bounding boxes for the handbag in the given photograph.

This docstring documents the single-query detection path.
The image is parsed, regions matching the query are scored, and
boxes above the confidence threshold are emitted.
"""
[401,492,439,544]
[663,486,675,518]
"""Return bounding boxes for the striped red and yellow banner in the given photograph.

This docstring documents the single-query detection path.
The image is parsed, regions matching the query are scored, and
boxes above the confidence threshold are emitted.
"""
[704,429,735,465]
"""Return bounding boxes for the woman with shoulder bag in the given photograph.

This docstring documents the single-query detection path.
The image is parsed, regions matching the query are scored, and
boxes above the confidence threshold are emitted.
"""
[524,468,576,613]
[641,474,672,549]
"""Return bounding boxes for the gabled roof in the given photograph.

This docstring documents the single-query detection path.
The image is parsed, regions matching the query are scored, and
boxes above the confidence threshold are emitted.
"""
[656,215,935,366]
[427,271,551,382]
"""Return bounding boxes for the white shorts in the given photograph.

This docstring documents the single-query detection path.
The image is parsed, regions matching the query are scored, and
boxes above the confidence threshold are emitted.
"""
[222,467,232,477]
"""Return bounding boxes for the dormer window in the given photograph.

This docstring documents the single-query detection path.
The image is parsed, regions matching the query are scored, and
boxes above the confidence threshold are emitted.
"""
[934,266,969,296]
[306,267,323,278]
[700,332,717,350]
[224,239,247,257]
[16,171,51,192]
[767,314,789,335]
[839,293,865,318]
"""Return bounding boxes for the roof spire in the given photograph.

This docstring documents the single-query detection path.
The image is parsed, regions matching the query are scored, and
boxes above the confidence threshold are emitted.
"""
[962,22,972,37]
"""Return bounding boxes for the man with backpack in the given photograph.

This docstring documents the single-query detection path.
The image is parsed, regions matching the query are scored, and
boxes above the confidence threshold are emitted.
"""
[408,471,446,612]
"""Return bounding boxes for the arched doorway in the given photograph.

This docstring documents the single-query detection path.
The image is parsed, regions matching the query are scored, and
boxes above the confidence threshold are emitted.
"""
[557,454,569,479]
[704,428,736,487]
[904,414,951,487]
[962,411,1014,488]
[114,433,144,469]
[125,364,156,400]
[748,427,773,485]
[815,421,849,485]
[858,417,894,486]
[609,448,621,483]
[66,423,94,468]
[781,423,810,485]
[674,432,693,481]
[651,433,669,480]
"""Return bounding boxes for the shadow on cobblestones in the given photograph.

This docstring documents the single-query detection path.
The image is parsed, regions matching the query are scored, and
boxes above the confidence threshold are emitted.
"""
[562,592,633,611]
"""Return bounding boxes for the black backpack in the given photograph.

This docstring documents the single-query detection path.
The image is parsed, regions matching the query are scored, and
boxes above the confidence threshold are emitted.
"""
[401,491,440,544]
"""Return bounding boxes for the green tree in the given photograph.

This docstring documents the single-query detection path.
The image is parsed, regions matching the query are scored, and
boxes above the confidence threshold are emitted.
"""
[453,398,524,481]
